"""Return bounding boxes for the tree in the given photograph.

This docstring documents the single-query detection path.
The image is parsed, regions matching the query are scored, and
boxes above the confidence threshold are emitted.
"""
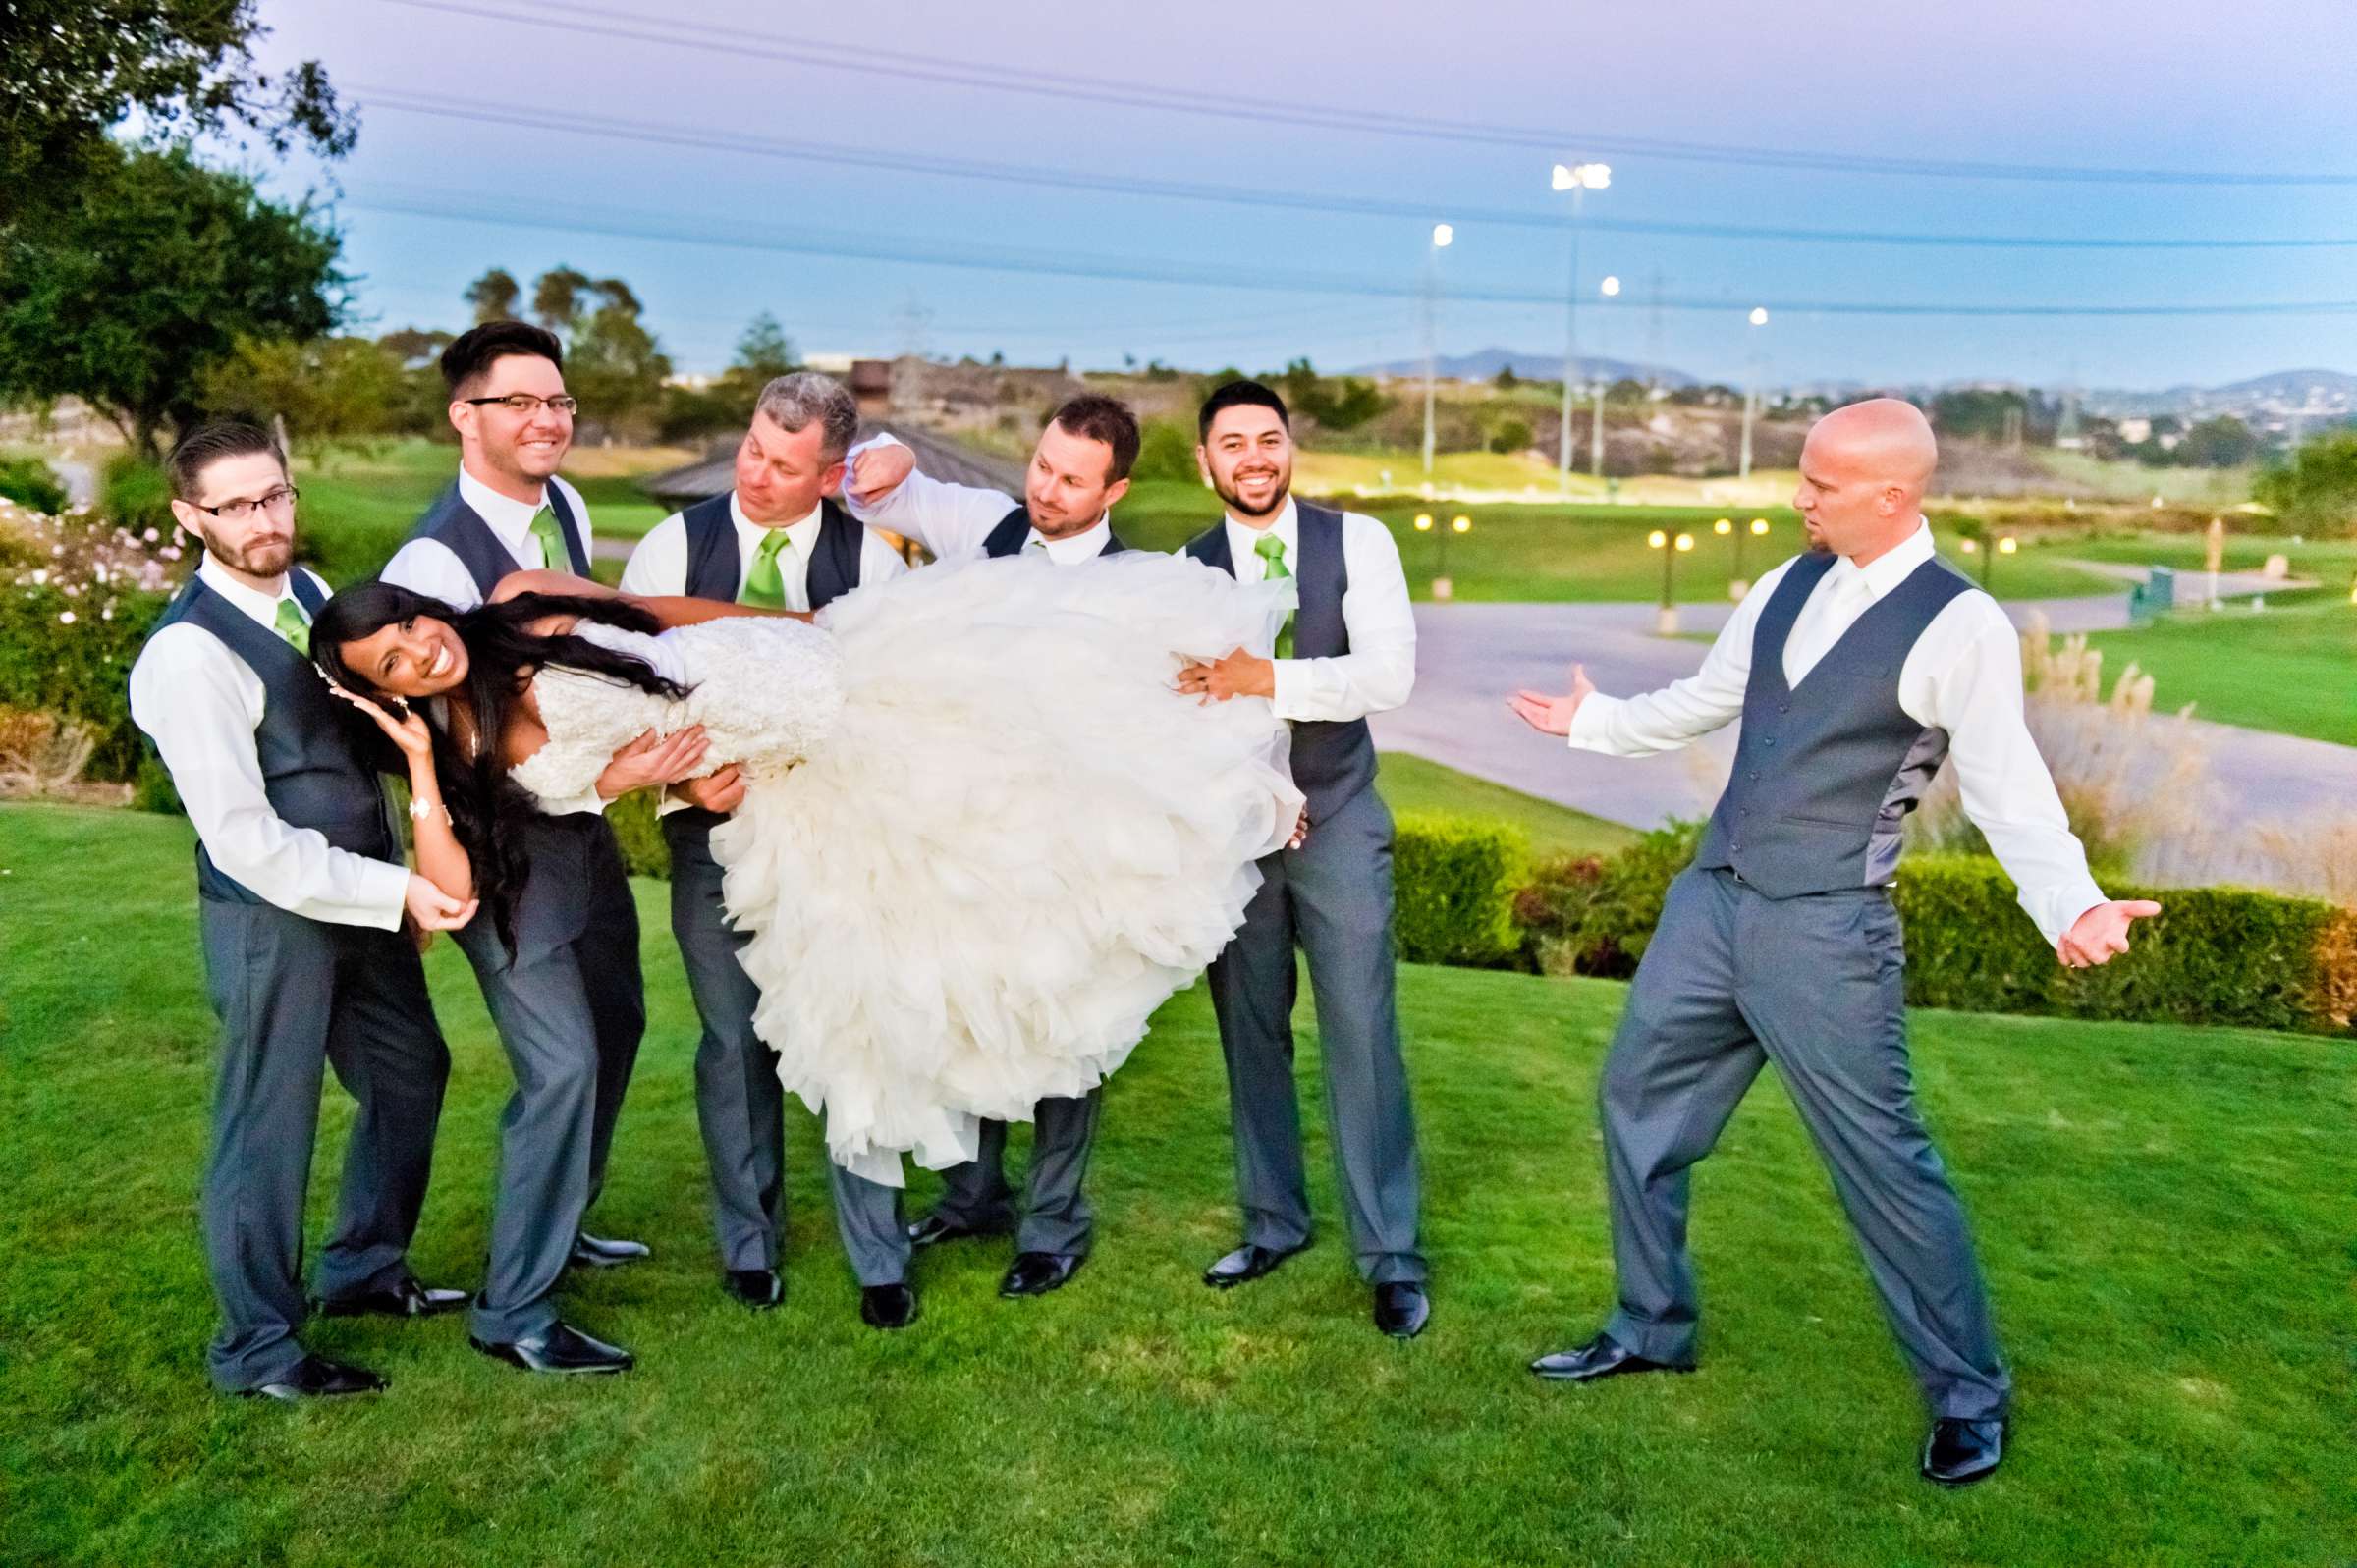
[196,334,405,452]
[2175,414,2257,469]
[564,292,671,440]
[1274,357,1389,433]
[464,268,521,324]
[2254,428,2357,532]
[1494,365,1520,390]
[0,143,343,455]
[729,312,798,385]
[1931,388,2028,442]
[1,0,353,223]
[1488,417,1535,455]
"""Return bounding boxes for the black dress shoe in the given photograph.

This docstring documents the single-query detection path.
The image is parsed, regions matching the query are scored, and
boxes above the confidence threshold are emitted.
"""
[1373,1281,1431,1339]
[468,1321,634,1375]
[238,1354,387,1401]
[569,1232,650,1270]
[1202,1242,1306,1289]
[1000,1252,1083,1298]
[315,1276,467,1319]
[859,1282,918,1330]
[905,1213,1013,1250]
[1529,1332,1693,1382]
[1921,1417,2006,1486]
[723,1269,784,1310]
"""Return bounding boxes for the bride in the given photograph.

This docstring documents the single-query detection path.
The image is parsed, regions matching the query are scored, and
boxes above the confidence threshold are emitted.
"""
[312,550,1302,1185]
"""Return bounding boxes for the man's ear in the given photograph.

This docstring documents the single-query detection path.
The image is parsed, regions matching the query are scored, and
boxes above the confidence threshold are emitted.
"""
[820,459,848,499]
[168,498,202,535]
[1103,476,1131,512]
[1194,445,1212,485]
[448,401,470,442]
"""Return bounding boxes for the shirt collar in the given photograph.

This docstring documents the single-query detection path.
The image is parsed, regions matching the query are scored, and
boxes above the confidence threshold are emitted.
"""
[196,552,296,629]
[731,492,823,553]
[1034,514,1111,564]
[1223,495,1298,569]
[1840,517,1936,601]
[457,463,547,545]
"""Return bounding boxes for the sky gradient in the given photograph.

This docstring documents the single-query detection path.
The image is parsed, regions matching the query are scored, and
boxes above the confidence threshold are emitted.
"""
[247,0,2357,389]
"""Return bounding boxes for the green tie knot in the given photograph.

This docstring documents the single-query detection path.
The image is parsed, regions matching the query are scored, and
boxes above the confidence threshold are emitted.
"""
[273,595,310,656]
[1254,534,1296,659]
[740,527,792,608]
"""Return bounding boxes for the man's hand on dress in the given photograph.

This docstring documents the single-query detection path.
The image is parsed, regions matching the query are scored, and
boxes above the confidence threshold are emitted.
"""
[674,763,746,815]
[1175,647,1275,704]
[844,443,914,506]
[2057,899,2163,969]
[1507,664,1597,737]
[596,725,711,799]
[405,874,477,932]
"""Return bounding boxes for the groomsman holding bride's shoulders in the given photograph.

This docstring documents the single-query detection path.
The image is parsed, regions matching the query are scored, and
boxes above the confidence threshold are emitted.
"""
[131,421,477,1400]
[619,371,916,1329]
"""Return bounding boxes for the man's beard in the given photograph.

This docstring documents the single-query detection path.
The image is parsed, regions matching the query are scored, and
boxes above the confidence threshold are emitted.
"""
[1212,468,1290,519]
[203,529,294,577]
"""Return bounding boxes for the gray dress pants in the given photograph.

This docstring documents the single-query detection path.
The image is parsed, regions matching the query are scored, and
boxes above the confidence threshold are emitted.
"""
[1206,784,1426,1284]
[1597,865,2011,1420]
[924,1088,1105,1259]
[196,899,451,1391]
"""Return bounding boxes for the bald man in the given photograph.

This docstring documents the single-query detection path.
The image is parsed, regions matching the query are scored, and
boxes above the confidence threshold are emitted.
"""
[1508,399,2159,1487]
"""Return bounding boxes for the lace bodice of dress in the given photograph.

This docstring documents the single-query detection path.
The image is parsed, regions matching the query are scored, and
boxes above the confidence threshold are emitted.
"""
[508,616,846,806]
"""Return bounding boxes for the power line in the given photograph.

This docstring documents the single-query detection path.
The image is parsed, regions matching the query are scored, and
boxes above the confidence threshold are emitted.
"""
[341,183,2357,318]
[355,88,2357,253]
[362,0,2357,188]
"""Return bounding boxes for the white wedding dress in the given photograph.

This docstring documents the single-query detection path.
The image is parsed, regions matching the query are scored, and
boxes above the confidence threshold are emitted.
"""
[511,550,1301,1185]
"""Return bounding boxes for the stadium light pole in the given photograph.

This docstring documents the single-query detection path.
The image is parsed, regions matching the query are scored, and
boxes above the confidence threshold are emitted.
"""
[1552,161,1611,492]
[1739,306,1769,483]
[1422,222,1453,489]
[1593,275,1620,481]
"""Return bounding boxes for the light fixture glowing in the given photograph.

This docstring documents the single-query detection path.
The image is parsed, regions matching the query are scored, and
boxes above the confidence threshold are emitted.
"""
[1748,306,1770,327]
[1431,223,1454,248]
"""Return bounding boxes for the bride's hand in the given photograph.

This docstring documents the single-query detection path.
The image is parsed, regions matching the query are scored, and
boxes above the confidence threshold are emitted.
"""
[329,683,435,765]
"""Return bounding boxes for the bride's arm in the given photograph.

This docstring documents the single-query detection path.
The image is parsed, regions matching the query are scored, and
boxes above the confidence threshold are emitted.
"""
[490,568,813,629]
[330,688,475,905]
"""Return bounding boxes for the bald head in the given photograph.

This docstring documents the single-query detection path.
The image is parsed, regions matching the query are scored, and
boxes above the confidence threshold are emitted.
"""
[1792,398,1939,563]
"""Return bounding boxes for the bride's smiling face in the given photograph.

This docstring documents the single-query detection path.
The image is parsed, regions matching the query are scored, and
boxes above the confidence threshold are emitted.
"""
[339,613,470,699]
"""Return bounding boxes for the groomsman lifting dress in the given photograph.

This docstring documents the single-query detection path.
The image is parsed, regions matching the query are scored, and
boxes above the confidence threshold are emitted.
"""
[1175,380,1430,1340]
[840,393,1148,1303]
[381,321,711,1375]
[1509,399,2162,1486]
[131,422,474,1399]
[619,371,914,1328]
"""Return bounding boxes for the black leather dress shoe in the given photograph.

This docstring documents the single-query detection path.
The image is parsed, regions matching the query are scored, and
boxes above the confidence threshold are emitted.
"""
[723,1268,784,1310]
[238,1354,387,1401]
[1529,1332,1693,1382]
[569,1232,650,1270]
[859,1282,918,1329]
[1373,1281,1431,1339]
[1202,1242,1306,1289]
[905,1213,1013,1250]
[315,1276,467,1319]
[468,1321,634,1375]
[1921,1417,2006,1486]
[1000,1252,1083,1298]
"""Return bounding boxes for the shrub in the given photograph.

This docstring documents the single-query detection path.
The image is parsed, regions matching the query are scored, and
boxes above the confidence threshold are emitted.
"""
[607,788,671,879]
[99,452,174,535]
[1128,418,1200,484]
[1392,813,1525,967]
[0,457,69,514]
[0,505,180,784]
[1488,417,1534,455]
[1517,819,1704,978]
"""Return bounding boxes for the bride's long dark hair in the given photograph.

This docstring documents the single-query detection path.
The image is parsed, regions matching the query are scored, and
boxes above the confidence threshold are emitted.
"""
[312,580,690,949]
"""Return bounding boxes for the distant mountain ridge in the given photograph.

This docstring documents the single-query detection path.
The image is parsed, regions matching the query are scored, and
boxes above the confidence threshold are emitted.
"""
[1350,346,1696,387]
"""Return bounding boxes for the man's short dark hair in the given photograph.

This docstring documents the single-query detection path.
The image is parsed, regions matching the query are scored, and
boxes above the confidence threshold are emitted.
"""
[440,319,565,397]
[166,420,286,501]
[1197,378,1290,440]
[1048,393,1141,483]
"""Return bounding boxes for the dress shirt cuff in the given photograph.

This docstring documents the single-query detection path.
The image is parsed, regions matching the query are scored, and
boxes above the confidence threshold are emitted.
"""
[2029,877,2111,951]
[1565,693,1625,752]
[356,856,413,930]
[1268,658,1307,721]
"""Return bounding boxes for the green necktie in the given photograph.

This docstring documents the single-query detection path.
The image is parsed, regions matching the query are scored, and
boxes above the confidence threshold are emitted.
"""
[272,596,310,656]
[527,505,571,572]
[740,528,792,608]
[1254,533,1295,660]
[1024,537,1049,556]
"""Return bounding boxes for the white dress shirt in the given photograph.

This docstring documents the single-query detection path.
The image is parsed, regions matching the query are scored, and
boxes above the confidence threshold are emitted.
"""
[379,467,593,613]
[618,491,907,609]
[1222,497,1418,724]
[842,433,1115,564]
[1566,519,2108,945]
[129,557,411,929]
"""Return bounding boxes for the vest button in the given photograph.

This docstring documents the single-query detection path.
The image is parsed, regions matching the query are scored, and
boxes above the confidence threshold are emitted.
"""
[1764,737,1777,747]
[1779,703,1790,714]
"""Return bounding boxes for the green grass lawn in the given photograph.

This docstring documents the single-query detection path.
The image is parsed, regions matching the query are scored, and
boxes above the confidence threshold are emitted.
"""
[1377,752,1636,860]
[3,802,2350,1566]
[2066,529,2357,590]
[2080,590,2357,744]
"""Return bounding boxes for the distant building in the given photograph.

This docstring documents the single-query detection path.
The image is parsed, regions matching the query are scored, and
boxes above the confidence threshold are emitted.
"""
[2115,417,2153,444]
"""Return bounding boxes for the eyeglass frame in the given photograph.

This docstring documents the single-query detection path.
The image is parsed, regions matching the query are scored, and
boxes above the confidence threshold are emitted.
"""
[189,486,301,522]
[460,393,580,416]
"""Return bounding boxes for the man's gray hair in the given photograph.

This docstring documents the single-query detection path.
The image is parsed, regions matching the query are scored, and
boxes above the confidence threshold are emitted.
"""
[755,370,859,461]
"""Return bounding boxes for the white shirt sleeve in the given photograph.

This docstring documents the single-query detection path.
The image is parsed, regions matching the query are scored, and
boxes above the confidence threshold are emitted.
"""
[1565,558,1794,756]
[857,525,910,585]
[1911,596,2110,947]
[379,535,484,611]
[1268,512,1417,722]
[129,624,411,928]
[619,513,688,598]
[840,433,1015,561]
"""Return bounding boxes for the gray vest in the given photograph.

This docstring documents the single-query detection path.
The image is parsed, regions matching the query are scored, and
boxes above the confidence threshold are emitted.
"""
[409,479,589,600]
[681,493,867,609]
[1183,502,1376,822]
[147,573,399,905]
[982,503,1130,559]
[1693,550,1973,898]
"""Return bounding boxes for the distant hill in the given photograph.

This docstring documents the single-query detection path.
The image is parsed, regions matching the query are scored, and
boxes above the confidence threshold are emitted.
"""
[1350,346,1697,388]
[2083,368,2357,422]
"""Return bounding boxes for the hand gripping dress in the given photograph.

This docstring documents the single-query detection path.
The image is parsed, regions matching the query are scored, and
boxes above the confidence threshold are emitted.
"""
[510,550,1301,1185]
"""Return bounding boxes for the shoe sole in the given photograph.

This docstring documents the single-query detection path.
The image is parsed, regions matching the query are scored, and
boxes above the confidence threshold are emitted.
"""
[1921,1462,2002,1487]
[1201,1248,1308,1289]
[908,1226,1014,1251]
[467,1338,633,1375]
[1529,1361,1695,1382]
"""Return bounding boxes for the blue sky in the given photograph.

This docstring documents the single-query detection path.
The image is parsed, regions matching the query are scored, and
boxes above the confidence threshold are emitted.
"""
[248,0,2357,389]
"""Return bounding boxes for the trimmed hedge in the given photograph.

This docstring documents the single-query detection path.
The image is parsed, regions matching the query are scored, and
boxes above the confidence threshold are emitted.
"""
[1392,812,1525,967]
